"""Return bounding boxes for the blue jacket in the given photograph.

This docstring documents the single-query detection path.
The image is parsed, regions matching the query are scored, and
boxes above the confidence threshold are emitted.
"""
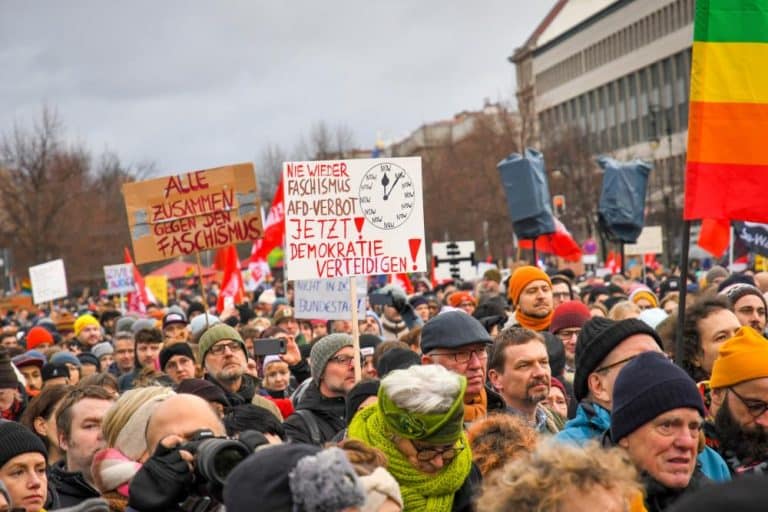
[555,402,731,482]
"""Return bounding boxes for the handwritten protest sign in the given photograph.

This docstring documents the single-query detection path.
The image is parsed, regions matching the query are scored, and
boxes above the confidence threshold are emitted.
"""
[29,259,68,304]
[104,263,134,294]
[294,277,367,320]
[283,158,426,280]
[122,163,263,264]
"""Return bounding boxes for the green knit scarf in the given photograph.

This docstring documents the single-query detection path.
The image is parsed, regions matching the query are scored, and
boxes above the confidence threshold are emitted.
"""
[348,405,472,512]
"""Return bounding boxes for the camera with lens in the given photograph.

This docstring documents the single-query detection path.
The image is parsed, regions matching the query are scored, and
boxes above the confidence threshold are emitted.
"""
[180,429,266,506]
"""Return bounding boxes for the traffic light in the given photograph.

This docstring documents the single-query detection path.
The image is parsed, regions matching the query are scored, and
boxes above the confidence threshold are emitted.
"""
[553,195,566,217]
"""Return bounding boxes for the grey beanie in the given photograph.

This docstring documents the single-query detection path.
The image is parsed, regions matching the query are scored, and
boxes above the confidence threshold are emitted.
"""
[115,316,136,334]
[131,318,156,335]
[310,333,353,385]
[91,342,114,360]
[289,446,366,512]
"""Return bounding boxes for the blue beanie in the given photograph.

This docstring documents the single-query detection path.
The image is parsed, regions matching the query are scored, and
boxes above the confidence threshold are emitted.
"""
[611,352,704,442]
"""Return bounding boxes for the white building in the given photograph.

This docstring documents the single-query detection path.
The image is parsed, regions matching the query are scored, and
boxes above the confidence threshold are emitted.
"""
[512,0,696,259]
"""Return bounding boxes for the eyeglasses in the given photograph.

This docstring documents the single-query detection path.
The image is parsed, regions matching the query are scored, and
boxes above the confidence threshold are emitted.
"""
[413,440,465,462]
[595,352,672,374]
[729,387,768,418]
[429,348,487,364]
[328,354,355,366]
[208,341,242,356]
[556,329,580,342]
[553,292,571,299]
[594,354,638,374]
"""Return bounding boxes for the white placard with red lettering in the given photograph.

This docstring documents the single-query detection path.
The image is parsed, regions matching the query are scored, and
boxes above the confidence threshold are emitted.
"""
[283,157,426,281]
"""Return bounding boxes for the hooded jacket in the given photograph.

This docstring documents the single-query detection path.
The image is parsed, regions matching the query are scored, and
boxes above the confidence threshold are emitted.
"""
[283,381,346,445]
[556,402,731,483]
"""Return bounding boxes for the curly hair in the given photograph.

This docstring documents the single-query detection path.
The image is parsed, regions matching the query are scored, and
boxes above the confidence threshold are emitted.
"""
[681,294,730,382]
[477,441,642,512]
[467,413,537,477]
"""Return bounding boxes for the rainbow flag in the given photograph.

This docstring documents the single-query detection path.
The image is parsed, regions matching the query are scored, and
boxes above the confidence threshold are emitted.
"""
[684,0,768,223]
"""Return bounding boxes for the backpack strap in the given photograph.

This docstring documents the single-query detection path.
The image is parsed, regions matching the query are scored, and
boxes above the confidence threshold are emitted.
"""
[295,409,322,445]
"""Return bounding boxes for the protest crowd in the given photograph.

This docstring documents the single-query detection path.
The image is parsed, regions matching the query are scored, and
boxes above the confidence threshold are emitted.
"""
[1,260,768,512]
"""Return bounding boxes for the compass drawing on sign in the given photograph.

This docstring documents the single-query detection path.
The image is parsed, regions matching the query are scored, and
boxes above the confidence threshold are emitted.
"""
[358,162,415,230]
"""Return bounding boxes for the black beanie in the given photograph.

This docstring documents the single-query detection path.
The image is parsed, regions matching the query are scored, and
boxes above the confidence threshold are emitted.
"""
[345,379,380,424]
[375,348,421,378]
[573,317,664,401]
[224,443,321,511]
[159,343,196,371]
[0,421,47,468]
[0,351,18,389]
[542,331,565,378]
[667,475,768,512]
[611,352,704,442]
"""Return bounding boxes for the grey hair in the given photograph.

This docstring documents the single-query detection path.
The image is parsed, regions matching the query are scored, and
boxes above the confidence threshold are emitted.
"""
[381,364,462,414]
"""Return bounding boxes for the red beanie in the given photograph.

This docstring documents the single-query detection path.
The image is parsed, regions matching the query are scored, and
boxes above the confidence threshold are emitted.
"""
[507,266,551,306]
[26,326,54,350]
[448,291,475,308]
[549,301,591,334]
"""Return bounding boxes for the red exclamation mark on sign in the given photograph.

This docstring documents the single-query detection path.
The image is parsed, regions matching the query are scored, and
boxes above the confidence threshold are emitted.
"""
[354,217,365,240]
[408,238,421,271]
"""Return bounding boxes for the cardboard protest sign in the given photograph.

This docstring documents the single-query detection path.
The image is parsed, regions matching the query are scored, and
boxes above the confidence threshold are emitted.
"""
[29,259,68,304]
[433,241,477,282]
[145,275,169,306]
[122,163,263,264]
[624,226,663,255]
[0,295,35,313]
[104,263,135,294]
[283,158,426,280]
[294,277,367,320]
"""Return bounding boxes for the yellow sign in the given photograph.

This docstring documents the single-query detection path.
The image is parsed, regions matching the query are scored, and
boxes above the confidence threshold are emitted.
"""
[145,275,168,306]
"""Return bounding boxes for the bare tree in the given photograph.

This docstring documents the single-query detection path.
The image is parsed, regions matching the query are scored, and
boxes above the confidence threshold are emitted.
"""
[257,143,286,203]
[0,107,143,287]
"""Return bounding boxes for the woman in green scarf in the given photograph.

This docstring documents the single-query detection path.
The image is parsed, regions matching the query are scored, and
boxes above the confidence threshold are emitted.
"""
[348,364,480,512]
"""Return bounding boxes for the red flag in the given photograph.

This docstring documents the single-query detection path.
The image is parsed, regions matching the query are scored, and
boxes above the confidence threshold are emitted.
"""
[697,218,730,257]
[388,274,414,295]
[124,247,155,313]
[605,250,622,274]
[217,245,246,312]
[517,218,582,261]
[249,178,285,286]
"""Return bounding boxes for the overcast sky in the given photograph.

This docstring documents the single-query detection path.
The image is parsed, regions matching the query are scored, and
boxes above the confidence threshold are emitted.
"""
[0,1,556,176]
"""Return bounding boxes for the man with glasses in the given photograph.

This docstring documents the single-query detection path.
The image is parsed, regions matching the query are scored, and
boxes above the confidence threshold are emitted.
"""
[199,323,258,405]
[556,316,666,446]
[550,274,574,308]
[555,317,731,482]
[550,300,591,385]
[708,326,768,475]
[283,333,354,444]
[421,310,503,422]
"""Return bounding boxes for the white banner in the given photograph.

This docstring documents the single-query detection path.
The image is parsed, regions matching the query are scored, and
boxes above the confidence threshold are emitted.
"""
[283,157,426,280]
[103,263,135,294]
[294,277,367,320]
[29,259,68,304]
[625,226,663,255]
